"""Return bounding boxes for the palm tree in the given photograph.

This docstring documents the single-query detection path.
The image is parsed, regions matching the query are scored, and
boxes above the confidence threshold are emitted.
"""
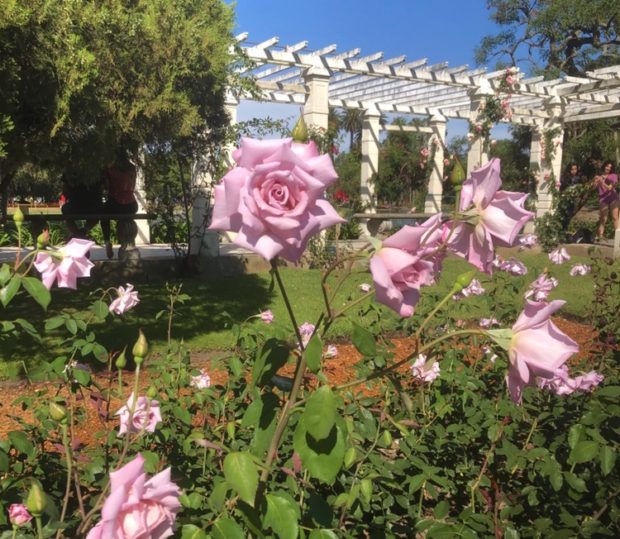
[340,108,364,153]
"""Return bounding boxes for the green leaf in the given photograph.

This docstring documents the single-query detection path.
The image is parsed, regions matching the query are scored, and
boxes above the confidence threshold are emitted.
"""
[595,386,620,398]
[434,500,450,520]
[22,277,51,310]
[223,452,259,507]
[568,440,598,465]
[180,524,207,539]
[0,449,9,472]
[90,300,109,320]
[0,274,21,307]
[0,264,11,285]
[242,391,279,457]
[564,472,586,492]
[549,470,563,492]
[211,518,245,539]
[251,339,289,389]
[8,431,34,458]
[45,316,65,331]
[92,344,108,362]
[65,318,78,335]
[485,329,513,351]
[264,492,300,539]
[293,419,345,484]
[304,385,337,441]
[72,368,91,386]
[308,530,338,539]
[600,446,616,476]
[351,322,376,357]
[568,424,585,450]
[305,334,323,373]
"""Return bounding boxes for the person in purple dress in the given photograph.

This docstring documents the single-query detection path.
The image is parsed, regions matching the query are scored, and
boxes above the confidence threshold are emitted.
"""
[594,160,619,240]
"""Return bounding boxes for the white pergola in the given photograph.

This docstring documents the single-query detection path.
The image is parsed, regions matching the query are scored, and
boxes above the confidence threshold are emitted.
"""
[196,34,620,256]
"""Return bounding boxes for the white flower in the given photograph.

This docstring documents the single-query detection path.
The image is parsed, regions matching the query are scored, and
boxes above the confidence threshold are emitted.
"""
[411,354,440,383]
[190,369,211,389]
[359,283,372,293]
[324,345,338,359]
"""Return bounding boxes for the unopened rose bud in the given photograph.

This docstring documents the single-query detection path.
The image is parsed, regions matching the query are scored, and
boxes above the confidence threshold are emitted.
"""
[13,207,24,228]
[36,229,49,249]
[49,402,67,423]
[453,270,477,293]
[291,115,308,143]
[132,330,148,364]
[115,347,127,370]
[26,481,47,517]
[449,159,466,186]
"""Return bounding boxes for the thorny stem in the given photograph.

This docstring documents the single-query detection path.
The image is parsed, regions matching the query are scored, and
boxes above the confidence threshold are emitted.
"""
[511,418,538,474]
[470,414,505,512]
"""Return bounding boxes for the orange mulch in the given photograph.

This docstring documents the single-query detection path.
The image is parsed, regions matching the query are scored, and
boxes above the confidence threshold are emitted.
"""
[0,317,603,446]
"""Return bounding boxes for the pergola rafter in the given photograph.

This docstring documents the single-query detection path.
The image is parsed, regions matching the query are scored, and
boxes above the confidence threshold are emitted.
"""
[225,33,620,235]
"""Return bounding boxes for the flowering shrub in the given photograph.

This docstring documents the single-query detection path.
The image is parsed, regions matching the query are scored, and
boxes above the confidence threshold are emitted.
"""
[0,144,618,539]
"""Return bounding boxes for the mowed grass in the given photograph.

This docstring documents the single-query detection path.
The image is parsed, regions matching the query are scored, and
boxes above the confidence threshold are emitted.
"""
[0,251,600,379]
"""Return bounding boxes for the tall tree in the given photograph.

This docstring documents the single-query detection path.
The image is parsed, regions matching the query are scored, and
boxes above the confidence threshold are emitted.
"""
[476,0,620,77]
[0,0,239,219]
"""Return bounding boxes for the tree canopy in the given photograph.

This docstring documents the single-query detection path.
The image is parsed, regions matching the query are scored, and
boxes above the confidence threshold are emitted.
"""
[0,0,239,215]
[476,0,620,77]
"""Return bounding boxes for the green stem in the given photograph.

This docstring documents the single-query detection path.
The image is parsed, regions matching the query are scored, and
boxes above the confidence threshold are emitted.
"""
[56,424,73,539]
[511,418,538,474]
[271,260,304,349]
[35,516,43,539]
[414,286,458,341]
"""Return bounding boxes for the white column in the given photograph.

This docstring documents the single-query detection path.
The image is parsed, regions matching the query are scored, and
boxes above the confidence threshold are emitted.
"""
[424,113,446,213]
[535,97,564,218]
[302,67,330,131]
[466,84,494,176]
[360,107,381,213]
[134,152,150,245]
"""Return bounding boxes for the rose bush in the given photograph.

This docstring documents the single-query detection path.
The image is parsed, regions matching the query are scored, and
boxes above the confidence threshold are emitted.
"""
[0,139,617,538]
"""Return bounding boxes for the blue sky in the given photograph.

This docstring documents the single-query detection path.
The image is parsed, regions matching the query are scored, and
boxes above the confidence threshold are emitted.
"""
[230,0,510,142]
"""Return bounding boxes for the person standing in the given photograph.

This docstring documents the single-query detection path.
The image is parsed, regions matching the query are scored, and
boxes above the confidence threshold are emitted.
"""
[101,149,138,258]
[594,160,619,241]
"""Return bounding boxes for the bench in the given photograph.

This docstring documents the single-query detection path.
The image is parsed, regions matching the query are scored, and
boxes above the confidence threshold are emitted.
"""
[352,212,435,236]
[19,211,155,259]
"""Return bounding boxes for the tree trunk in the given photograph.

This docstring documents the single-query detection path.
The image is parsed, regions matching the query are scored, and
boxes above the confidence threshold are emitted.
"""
[0,167,13,224]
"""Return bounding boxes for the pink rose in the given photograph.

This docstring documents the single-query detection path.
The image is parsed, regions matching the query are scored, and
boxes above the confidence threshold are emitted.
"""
[538,365,604,395]
[34,238,95,289]
[209,137,345,261]
[525,273,558,302]
[548,247,571,264]
[504,300,579,403]
[448,159,533,272]
[115,393,162,435]
[298,322,315,348]
[569,263,590,276]
[411,354,440,383]
[9,504,32,527]
[499,257,528,275]
[190,369,211,389]
[369,214,444,317]
[324,344,338,359]
[259,309,274,324]
[518,233,538,248]
[86,454,181,539]
[109,283,140,315]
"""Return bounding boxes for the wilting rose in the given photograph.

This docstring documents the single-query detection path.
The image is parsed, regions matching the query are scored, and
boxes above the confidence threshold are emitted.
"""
[109,283,140,315]
[569,263,591,276]
[525,273,558,302]
[209,138,345,261]
[86,454,181,539]
[190,369,211,389]
[116,393,162,435]
[548,247,570,264]
[34,238,95,289]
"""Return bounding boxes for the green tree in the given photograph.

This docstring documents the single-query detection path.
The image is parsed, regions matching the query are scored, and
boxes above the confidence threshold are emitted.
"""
[0,0,239,219]
[476,0,620,77]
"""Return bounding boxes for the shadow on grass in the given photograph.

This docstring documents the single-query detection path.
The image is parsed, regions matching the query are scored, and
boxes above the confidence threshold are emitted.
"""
[1,272,275,376]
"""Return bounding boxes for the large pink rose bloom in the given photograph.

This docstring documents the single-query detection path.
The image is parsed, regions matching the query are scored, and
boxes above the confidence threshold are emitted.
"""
[370,214,443,317]
[506,300,579,403]
[34,238,95,289]
[86,454,181,539]
[449,159,533,272]
[209,137,345,262]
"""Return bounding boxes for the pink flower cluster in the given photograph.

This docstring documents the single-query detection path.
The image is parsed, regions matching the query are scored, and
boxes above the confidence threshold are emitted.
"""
[87,454,181,539]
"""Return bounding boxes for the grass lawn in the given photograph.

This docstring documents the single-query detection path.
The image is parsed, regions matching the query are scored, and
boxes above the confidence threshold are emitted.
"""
[0,251,600,379]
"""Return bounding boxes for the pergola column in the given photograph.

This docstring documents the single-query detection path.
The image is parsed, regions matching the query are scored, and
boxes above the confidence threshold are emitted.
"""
[466,83,494,176]
[534,96,565,218]
[360,107,381,214]
[424,113,446,213]
[134,153,150,245]
[302,67,330,131]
